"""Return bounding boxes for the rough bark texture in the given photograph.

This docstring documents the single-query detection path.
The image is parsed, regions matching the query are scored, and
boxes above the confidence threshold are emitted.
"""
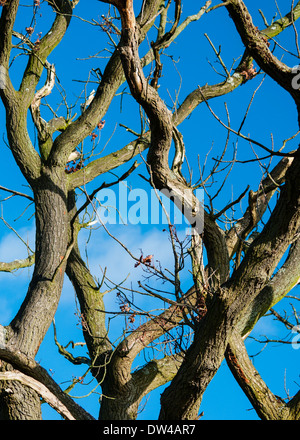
[0,0,299,420]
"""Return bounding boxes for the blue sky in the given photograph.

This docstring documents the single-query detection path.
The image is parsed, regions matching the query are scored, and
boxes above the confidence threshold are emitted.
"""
[0,0,299,420]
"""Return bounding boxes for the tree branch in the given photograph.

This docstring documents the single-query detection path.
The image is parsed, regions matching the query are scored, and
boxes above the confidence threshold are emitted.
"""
[0,185,34,202]
[0,0,19,68]
[99,285,197,419]
[0,345,95,420]
[48,0,165,167]
[132,353,185,400]
[226,154,295,259]
[19,0,73,103]
[0,371,76,420]
[174,2,300,126]
[225,332,290,420]
[68,134,150,189]
[223,0,300,115]
[236,234,300,336]
[66,239,112,363]
[0,255,35,273]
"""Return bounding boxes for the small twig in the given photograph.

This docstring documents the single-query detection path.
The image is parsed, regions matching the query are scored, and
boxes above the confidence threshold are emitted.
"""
[291,0,300,58]
[0,371,75,420]
[212,185,250,220]
[238,74,266,134]
[52,319,91,366]
[0,211,34,254]
[204,33,230,78]
[0,185,34,201]
[198,87,297,158]
[206,1,229,13]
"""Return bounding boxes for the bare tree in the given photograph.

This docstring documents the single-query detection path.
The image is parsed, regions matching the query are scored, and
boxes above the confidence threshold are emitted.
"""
[0,0,299,420]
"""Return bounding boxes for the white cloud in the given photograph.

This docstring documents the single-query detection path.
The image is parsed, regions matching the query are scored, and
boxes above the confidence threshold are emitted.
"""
[0,225,35,262]
[80,224,173,283]
[76,223,191,312]
[0,221,191,317]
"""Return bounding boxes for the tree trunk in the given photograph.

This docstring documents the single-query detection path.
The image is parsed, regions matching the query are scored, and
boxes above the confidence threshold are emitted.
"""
[0,167,69,419]
[0,378,42,420]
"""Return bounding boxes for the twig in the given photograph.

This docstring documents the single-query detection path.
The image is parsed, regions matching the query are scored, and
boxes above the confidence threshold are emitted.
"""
[0,185,34,201]
[204,33,230,78]
[0,371,75,420]
[198,87,297,158]
[52,319,91,366]
[212,185,250,220]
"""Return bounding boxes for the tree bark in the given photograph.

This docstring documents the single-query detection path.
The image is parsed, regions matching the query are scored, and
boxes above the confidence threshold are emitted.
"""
[0,167,70,419]
[0,378,42,420]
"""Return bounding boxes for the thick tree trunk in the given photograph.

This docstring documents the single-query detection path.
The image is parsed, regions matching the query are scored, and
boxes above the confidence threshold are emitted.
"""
[99,377,140,421]
[0,167,69,419]
[0,378,42,420]
[9,167,69,355]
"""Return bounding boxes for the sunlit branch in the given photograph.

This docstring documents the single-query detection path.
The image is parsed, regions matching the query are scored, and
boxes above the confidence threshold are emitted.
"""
[0,255,35,273]
[0,345,95,420]
[225,332,292,420]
